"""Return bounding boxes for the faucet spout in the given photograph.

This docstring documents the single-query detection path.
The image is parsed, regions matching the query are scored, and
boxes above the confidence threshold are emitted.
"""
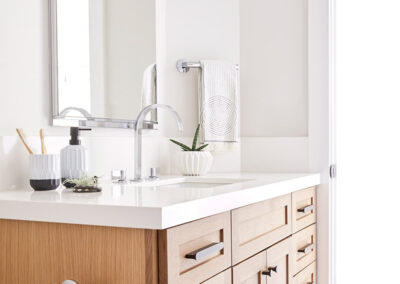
[132,104,184,182]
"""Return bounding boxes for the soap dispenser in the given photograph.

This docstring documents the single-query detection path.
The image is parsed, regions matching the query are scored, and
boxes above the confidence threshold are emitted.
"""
[61,127,91,187]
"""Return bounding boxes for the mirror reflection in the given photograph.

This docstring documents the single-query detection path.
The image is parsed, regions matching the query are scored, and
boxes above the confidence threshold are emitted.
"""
[53,0,156,127]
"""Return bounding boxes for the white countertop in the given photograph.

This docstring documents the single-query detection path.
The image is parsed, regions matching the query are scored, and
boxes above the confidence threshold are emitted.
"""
[0,173,320,229]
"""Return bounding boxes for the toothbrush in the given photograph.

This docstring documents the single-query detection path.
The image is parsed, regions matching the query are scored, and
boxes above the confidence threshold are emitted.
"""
[40,129,47,154]
[16,128,34,155]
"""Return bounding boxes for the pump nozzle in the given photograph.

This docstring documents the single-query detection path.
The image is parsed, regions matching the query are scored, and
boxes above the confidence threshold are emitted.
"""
[69,127,91,145]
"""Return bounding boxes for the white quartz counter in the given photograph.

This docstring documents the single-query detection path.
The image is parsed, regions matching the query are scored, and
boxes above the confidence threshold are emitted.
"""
[0,173,320,229]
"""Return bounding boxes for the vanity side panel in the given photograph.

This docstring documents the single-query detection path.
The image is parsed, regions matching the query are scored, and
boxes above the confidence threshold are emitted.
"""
[0,219,158,284]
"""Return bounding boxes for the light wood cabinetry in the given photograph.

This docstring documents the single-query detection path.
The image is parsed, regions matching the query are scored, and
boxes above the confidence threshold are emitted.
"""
[292,262,316,284]
[292,187,316,233]
[265,238,292,284]
[0,187,317,284]
[231,194,292,264]
[158,212,231,284]
[291,224,317,275]
[202,269,232,284]
[0,219,158,284]
[232,250,267,284]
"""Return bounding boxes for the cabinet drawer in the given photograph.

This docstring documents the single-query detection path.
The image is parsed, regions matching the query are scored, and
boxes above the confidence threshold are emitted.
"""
[231,194,292,264]
[292,187,316,233]
[291,224,317,275]
[232,250,267,284]
[292,262,316,284]
[158,212,231,284]
[202,269,232,284]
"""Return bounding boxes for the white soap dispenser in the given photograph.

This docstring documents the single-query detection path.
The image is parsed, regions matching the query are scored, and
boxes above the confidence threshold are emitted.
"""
[61,127,91,188]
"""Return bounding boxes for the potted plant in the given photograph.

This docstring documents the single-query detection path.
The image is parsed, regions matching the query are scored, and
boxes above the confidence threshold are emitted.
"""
[170,124,213,176]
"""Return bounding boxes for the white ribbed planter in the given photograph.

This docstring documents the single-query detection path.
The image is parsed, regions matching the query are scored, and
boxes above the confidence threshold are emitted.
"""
[176,151,213,176]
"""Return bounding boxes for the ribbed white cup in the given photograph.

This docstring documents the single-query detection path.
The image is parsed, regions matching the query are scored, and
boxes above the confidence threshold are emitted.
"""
[29,154,61,180]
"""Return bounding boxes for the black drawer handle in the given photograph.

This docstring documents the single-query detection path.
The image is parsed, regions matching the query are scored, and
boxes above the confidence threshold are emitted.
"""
[262,266,278,276]
[185,242,224,260]
[298,243,315,254]
[307,282,315,284]
[297,204,315,213]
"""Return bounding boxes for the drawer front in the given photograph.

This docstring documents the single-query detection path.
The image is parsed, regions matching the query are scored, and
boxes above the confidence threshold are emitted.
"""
[292,262,316,284]
[265,237,292,284]
[291,224,317,275]
[233,250,267,284]
[158,212,231,284]
[292,187,316,233]
[232,194,292,264]
[202,269,232,284]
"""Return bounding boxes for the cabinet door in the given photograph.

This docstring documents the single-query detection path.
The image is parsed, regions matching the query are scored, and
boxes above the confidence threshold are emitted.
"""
[265,238,292,284]
[233,250,267,284]
[202,269,232,284]
[0,219,158,284]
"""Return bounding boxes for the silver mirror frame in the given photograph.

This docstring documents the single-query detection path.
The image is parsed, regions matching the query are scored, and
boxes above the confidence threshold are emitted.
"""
[49,0,158,130]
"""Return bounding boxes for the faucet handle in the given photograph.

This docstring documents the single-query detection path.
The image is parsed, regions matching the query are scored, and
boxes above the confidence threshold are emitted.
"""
[148,167,160,180]
[111,170,126,183]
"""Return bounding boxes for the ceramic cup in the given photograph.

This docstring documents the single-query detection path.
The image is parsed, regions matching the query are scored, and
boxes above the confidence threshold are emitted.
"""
[29,154,61,191]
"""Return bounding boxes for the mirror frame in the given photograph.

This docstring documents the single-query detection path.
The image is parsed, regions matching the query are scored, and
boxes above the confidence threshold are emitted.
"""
[49,0,158,129]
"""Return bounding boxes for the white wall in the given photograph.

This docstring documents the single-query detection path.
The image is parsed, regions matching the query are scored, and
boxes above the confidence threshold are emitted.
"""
[158,0,241,172]
[0,0,241,191]
[240,0,310,173]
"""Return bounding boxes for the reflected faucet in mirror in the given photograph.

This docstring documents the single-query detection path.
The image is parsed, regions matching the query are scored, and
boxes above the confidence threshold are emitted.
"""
[132,104,184,182]
[59,107,92,119]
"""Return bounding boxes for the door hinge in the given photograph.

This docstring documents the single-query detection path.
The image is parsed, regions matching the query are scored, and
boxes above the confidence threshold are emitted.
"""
[329,164,336,179]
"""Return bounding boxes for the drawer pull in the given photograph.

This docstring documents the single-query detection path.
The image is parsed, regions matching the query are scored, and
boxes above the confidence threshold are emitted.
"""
[307,282,315,284]
[185,242,224,260]
[62,281,77,284]
[262,266,278,276]
[297,204,315,213]
[298,243,315,254]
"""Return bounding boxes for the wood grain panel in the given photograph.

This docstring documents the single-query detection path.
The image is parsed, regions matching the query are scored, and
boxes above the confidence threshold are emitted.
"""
[231,194,292,264]
[0,219,158,284]
[232,250,267,284]
[202,268,232,284]
[265,237,291,284]
[291,224,317,276]
[158,212,231,284]
[292,261,316,284]
[292,187,316,233]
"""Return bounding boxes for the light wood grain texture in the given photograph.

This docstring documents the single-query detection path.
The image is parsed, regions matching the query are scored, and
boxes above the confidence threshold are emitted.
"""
[202,268,232,284]
[16,128,33,154]
[232,250,267,284]
[158,212,231,284]
[291,187,316,233]
[231,194,292,264]
[265,237,292,284]
[40,128,47,154]
[0,219,158,284]
[291,224,317,276]
[292,261,316,284]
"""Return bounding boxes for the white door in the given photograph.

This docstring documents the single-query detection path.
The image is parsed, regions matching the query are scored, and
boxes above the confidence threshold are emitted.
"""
[335,0,400,283]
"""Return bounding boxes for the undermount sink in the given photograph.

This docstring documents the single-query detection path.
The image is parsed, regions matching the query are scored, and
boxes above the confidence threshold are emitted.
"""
[129,177,250,189]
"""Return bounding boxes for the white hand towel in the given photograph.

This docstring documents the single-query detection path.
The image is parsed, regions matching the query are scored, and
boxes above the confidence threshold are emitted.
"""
[199,60,238,150]
[141,63,157,120]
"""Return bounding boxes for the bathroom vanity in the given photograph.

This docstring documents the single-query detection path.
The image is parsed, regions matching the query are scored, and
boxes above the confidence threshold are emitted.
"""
[0,173,319,284]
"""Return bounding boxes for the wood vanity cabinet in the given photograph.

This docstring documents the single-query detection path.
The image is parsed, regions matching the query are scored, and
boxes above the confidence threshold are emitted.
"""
[0,186,317,284]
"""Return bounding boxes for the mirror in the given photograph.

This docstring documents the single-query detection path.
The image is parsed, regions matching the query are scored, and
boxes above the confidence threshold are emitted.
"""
[51,0,157,129]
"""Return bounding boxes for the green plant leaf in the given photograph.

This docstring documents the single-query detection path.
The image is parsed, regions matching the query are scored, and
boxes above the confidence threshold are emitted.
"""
[192,124,200,150]
[170,139,192,151]
[196,144,209,151]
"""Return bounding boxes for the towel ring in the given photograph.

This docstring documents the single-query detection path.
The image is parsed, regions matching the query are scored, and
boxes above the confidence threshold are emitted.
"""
[176,59,239,73]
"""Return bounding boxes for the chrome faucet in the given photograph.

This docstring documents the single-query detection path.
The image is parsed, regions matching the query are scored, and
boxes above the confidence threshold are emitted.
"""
[132,104,184,182]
